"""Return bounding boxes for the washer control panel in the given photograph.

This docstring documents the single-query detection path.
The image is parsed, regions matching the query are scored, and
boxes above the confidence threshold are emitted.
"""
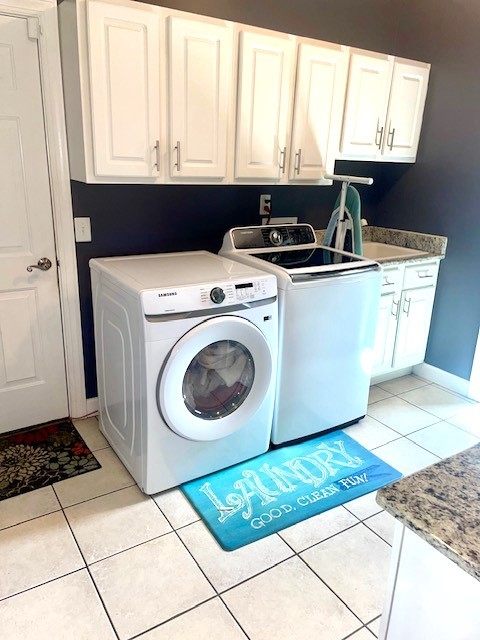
[230,224,316,249]
[142,275,276,316]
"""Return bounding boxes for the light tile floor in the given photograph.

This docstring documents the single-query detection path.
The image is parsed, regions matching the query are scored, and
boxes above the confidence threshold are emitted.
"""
[0,376,477,640]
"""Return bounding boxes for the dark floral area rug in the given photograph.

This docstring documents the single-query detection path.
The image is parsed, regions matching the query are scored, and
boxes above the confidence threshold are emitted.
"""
[0,419,101,501]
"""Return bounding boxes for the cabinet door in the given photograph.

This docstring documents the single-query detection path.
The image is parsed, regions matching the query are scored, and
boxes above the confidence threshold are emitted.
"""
[289,42,348,181]
[393,286,436,369]
[168,16,233,178]
[235,29,294,179]
[372,293,399,376]
[340,51,393,159]
[382,59,430,161]
[87,0,160,177]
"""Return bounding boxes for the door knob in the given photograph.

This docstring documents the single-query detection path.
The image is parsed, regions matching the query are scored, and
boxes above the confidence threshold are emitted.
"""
[27,257,52,272]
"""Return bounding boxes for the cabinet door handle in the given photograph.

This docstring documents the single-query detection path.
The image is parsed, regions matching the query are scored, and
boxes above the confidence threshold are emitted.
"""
[391,297,399,318]
[294,148,302,175]
[154,140,160,171]
[375,120,384,149]
[279,147,287,174]
[383,278,394,286]
[403,297,411,316]
[418,271,434,279]
[174,141,181,171]
[388,125,396,151]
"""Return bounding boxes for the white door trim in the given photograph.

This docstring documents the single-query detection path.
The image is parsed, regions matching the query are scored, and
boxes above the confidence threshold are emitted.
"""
[0,0,87,418]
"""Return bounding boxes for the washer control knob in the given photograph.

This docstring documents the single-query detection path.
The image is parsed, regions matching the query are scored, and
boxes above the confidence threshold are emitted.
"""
[210,287,225,304]
[269,229,283,246]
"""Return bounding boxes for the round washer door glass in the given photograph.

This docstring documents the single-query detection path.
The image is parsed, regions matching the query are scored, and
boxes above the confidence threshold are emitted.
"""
[158,316,273,442]
[183,340,254,420]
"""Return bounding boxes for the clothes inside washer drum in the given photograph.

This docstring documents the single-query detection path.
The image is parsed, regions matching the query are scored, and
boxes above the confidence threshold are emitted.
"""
[183,340,255,418]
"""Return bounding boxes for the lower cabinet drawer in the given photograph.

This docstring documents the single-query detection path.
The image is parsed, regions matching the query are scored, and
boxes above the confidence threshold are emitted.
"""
[402,261,439,289]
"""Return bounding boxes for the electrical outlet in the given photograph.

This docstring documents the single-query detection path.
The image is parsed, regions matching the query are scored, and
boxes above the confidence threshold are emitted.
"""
[74,217,92,242]
[259,194,271,218]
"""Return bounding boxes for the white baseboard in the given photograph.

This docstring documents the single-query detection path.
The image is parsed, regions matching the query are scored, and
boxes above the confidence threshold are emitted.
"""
[371,367,413,385]
[413,363,470,397]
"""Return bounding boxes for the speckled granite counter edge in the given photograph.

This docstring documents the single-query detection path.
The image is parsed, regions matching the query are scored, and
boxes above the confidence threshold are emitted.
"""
[377,444,480,582]
[315,226,448,257]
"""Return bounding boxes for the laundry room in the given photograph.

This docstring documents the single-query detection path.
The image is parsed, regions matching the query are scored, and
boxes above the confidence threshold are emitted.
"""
[1,1,480,639]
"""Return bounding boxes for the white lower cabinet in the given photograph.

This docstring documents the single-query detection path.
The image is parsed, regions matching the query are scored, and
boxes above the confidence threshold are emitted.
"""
[380,525,480,640]
[372,260,440,378]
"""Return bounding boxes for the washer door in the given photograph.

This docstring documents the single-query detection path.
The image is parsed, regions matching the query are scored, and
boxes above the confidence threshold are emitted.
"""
[158,316,273,441]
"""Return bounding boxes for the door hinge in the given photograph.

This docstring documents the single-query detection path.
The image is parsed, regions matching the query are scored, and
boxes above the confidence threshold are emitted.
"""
[27,17,42,40]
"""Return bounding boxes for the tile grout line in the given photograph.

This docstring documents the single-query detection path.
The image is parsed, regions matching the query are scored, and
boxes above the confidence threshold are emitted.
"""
[0,567,85,604]
[125,594,221,640]
[278,533,367,631]
[149,498,253,639]
[51,484,122,640]
[360,519,393,548]
[172,528,255,640]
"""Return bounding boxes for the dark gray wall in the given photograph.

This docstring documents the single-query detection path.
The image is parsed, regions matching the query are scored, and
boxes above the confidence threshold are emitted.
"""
[77,0,402,398]
[76,0,478,395]
[372,0,480,379]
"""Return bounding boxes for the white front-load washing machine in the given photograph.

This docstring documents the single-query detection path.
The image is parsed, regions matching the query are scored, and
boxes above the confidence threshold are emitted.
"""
[90,251,278,494]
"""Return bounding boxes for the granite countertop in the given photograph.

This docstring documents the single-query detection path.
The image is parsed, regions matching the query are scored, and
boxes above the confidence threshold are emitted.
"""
[377,443,480,581]
[314,226,448,265]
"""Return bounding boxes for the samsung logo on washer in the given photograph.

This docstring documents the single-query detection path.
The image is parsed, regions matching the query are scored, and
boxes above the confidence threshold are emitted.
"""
[158,291,177,297]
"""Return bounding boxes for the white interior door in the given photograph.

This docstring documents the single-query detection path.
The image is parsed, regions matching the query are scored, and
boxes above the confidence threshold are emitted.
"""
[168,15,233,178]
[0,15,68,433]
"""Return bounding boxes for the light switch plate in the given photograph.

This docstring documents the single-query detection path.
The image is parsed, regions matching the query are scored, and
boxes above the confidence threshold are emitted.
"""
[74,217,91,242]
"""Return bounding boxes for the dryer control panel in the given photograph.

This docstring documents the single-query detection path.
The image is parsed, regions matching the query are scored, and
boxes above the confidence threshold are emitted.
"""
[141,275,277,316]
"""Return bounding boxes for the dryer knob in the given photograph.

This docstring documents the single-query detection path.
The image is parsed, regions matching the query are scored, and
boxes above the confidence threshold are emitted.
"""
[210,287,226,304]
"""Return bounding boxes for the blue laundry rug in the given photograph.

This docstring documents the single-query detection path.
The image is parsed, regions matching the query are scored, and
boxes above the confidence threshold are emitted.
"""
[182,430,402,551]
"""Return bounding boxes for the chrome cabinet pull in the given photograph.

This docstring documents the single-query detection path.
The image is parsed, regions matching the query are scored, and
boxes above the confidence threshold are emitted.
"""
[391,297,399,318]
[403,297,411,316]
[418,271,434,279]
[375,119,384,148]
[27,257,52,272]
[388,125,396,151]
[174,141,181,171]
[294,148,302,175]
[154,140,160,171]
[383,278,394,286]
[279,147,287,174]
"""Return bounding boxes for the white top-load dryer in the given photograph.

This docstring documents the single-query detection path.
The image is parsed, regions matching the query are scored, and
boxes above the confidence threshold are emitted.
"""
[90,251,278,494]
[220,224,381,445]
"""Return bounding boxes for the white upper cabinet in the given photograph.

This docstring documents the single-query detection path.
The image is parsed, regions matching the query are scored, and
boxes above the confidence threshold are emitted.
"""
[59,0,431,183]
[382,59,430,161]
[340,50,393,159]
[340,50,430,162]
[167,16,233,179]
[289,41,348,182]
[235,28,295,180]
[87,0,160,177]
